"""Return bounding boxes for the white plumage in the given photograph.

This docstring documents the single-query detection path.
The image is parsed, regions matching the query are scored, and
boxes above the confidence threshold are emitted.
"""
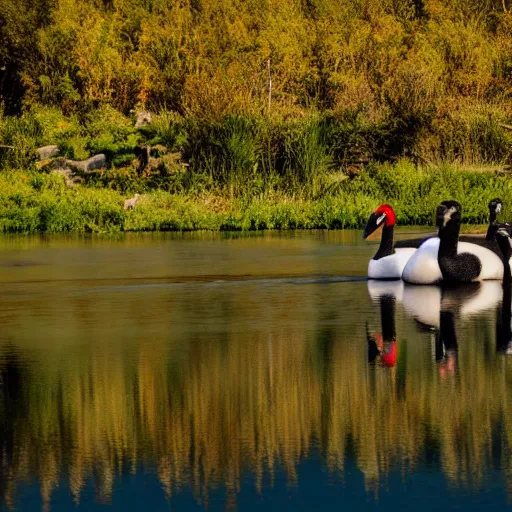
[367,248,416,280]
[363,204,418,280]
[402,238,505,285]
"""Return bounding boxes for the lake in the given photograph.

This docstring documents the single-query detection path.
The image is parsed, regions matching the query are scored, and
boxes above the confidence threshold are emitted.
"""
[1,230,511,511]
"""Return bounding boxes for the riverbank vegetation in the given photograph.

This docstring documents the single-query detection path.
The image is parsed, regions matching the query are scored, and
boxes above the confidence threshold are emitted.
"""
[2,0,512,232]
[0,160,509,233]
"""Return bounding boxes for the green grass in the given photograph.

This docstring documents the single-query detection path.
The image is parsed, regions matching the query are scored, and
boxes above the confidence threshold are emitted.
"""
[0,160,509,234]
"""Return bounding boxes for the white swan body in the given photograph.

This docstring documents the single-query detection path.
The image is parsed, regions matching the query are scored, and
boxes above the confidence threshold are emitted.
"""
[368,248,416,279]
[402,238,505,285]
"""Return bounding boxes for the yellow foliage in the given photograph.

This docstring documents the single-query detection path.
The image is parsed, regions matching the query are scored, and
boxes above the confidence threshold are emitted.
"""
[3,0,512,149]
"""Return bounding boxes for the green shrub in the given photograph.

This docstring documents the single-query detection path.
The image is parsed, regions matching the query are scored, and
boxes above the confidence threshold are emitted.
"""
[138,111,188,149]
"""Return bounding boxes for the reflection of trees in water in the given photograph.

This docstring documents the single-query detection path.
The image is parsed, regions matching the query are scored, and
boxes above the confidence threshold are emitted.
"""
[1,285,512,508]
[0,344,25,510]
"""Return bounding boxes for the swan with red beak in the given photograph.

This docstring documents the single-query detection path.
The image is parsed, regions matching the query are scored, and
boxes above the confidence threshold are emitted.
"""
[363,204,417,279]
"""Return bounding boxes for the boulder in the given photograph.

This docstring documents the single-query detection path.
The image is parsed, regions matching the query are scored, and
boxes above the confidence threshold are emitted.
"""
[37,156,69,171]
[67,154,106,172]
[134,111,152,128]
[36,145,59,160]
[51,167,83,188]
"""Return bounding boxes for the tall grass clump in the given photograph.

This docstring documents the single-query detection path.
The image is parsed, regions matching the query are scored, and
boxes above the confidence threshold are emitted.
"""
[0,106,85,167]
[428,105,512,165]
[184,115,262,195]
[83,105,139,166]
[0,112,42,169]
[0,171,125,233]
[138,111,188,150]
[282,116,334,198]
[343,160,512,225]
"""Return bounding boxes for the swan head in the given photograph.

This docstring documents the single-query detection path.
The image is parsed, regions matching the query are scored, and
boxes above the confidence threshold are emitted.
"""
[363,204,396,239]
[436,200,461,231]
[489,198,503,216]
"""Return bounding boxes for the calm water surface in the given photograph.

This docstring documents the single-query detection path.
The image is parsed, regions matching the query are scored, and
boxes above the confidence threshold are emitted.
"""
[0,229,511,511]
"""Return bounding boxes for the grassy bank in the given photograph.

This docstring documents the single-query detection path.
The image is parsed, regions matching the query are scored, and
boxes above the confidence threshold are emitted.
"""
[1,105,511,234]
[0,160,509,234]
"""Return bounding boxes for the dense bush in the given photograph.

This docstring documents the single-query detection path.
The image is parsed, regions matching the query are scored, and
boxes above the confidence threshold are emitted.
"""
[1,0,512,165]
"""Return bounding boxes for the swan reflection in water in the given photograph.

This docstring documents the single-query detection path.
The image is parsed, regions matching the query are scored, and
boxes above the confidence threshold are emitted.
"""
[366,285,398,367]
[496,270,512,355]
[367,279,509,373]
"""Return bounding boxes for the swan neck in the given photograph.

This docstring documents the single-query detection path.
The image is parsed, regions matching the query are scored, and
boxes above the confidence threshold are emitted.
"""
[439,222,459,258]
[374,225,395,260]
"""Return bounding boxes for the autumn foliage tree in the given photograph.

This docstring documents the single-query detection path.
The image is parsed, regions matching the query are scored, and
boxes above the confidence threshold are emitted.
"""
[1,0,512,169]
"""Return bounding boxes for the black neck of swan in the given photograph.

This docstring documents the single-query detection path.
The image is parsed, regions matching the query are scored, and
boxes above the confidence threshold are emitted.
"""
[497,233,511,282]
[500,239,511,311]
[374,225,395,260]
[486,223,497,240]
[486,210,498,240]
[504,256,511,283]
[497,283,512,353]
[438,220,460,259]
